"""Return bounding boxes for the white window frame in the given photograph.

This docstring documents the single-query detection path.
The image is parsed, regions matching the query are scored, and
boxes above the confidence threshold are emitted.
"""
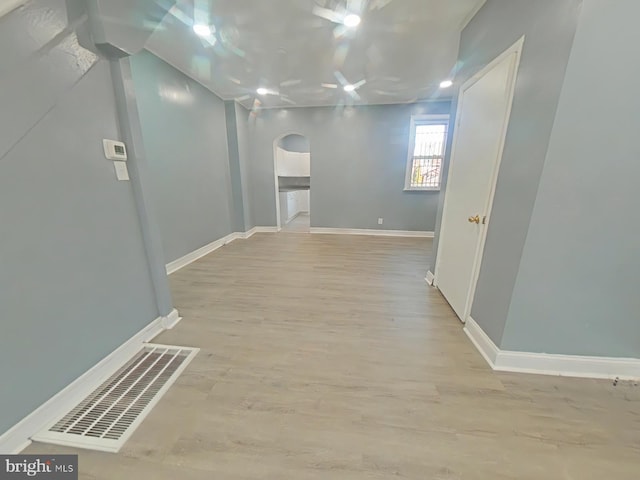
[404,114,450,191]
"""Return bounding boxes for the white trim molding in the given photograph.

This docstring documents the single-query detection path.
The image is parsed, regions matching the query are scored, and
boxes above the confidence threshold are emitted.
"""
[167,225,427,277]
[0,312,179,454]
[245,226,279,236]
[165,233,237,275]
[425,270,435,286]
[464,317,640,380]
[165,227,280,275]
[310,228,434,238]
[162,308,182,329]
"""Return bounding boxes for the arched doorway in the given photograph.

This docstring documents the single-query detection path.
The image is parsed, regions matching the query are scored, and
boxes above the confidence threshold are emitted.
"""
[273,133,310,232]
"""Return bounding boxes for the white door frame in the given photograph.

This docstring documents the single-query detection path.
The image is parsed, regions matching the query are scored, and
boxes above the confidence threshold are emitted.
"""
[272,132,308,231]
[434,36,525,323]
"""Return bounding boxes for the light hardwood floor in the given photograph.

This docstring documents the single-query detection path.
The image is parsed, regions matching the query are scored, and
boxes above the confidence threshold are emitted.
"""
[281,212,310,232]
[26,233,640,479]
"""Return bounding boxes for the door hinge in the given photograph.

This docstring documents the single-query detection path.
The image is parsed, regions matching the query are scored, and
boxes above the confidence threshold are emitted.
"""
[482,216,487,225]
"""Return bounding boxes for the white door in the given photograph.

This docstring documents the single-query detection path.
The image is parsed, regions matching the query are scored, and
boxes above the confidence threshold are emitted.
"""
[435,39,523,322]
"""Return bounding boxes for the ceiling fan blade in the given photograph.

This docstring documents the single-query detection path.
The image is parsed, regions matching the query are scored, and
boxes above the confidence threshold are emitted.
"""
[167,4,192,25]
[333,70,349,86]
[372,89,396,96]
[321,83,339,89]
[353,79,367,89]
[349,90,361,101]
[235,94,251,102]
[280,79,302,87]
[312,5,343,24]
[193,0,211,26]
[369,0,394,11]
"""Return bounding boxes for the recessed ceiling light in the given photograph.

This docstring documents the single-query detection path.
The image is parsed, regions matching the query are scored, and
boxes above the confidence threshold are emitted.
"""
[343,84,356,92]
[439,79,453,88]
[343,14,361,28]
[256,87,269,95]
[193,24,213,37]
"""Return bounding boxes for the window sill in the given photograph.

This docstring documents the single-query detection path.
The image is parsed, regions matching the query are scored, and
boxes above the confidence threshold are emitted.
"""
[403,188,441,192]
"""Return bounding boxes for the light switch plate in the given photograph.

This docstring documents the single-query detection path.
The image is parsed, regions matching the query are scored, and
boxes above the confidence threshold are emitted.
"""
[114,161,129,181]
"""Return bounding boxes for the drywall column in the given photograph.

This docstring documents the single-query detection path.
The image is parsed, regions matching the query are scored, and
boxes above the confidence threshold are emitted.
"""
[110,58,173,316]
[77,1,175,316]
[224,101,247,232]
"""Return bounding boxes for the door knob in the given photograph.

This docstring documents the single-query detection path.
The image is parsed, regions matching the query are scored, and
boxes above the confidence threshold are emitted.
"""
[468,215,480,224]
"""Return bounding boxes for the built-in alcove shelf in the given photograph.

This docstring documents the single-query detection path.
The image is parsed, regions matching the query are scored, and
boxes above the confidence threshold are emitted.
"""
[278,176,310,191]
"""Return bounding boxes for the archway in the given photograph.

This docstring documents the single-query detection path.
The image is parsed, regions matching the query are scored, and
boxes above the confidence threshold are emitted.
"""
[273,133,311,232]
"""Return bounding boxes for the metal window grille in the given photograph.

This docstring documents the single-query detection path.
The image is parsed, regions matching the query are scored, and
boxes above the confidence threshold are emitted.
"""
[410,123,447,189]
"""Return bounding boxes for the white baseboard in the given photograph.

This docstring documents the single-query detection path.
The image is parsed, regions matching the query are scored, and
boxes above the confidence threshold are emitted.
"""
[245,226,279,236]
[165,233,237,275]
[464,317,640,380]
[165,227,281,275]
[310,228,434,238]
[0,309,180,454]
[425,270,435,286]
[162,308,182,329]
[463,317,501,366]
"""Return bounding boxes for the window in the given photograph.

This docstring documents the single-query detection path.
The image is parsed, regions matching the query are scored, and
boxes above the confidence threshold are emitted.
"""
[404,115,449,191]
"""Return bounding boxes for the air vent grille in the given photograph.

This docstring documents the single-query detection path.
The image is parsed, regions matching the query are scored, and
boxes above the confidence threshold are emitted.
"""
[33,344,198,452]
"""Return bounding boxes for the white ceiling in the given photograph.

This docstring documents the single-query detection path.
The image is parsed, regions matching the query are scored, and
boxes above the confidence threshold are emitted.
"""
[146,0,485,109]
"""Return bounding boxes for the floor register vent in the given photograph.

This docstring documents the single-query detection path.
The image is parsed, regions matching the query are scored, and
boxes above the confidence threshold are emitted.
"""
[33,344,199,452]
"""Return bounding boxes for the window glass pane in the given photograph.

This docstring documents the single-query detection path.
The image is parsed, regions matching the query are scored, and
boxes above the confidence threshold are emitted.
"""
[410,123,446,188]
[411,158,441,189]
[413,124,446,157]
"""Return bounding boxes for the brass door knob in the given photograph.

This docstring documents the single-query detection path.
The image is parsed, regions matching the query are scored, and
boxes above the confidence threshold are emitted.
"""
[468,215,480,224]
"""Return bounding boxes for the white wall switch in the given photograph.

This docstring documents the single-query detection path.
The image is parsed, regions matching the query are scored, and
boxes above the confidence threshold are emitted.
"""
[114,161,129,181]
[103,139,127,161]
[378,218,384,225]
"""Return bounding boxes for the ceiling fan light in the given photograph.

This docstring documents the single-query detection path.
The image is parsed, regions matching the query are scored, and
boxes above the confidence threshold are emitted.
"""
[256,87,269,95]
[343,14,361,28]
[343,84,356,92]
[193,24,213,37]
[439,79,453,89]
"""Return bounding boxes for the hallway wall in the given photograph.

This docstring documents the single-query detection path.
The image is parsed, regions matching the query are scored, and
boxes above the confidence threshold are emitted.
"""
[0,1,159,434]
[130,50,235,263]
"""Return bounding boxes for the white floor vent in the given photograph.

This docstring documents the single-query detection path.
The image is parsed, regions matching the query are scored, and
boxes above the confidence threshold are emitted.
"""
[33,344,199,453]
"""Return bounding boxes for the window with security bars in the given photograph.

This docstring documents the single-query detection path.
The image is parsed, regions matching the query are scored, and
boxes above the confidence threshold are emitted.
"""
[404,116,449,190]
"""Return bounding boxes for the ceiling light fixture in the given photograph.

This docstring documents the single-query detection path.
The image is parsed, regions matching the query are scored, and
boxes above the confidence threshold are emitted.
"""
[439,79,453,89]
[193,24,213,37]
[343,84,356,92]
[256,87,269,95]
[343,14,361,28]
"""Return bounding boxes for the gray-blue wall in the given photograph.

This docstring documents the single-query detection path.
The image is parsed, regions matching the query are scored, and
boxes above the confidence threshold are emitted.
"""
[0,1,159,434]
[235,102,254,230]
[431,0,582,344]
[224,101,247,232]
[280,134,310,153]
[245,101,451,231]
[502,0,640,357]
[130,51,234,263]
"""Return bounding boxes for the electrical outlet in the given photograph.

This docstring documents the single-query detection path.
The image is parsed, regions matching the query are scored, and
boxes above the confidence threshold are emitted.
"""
[378,218,383,225]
